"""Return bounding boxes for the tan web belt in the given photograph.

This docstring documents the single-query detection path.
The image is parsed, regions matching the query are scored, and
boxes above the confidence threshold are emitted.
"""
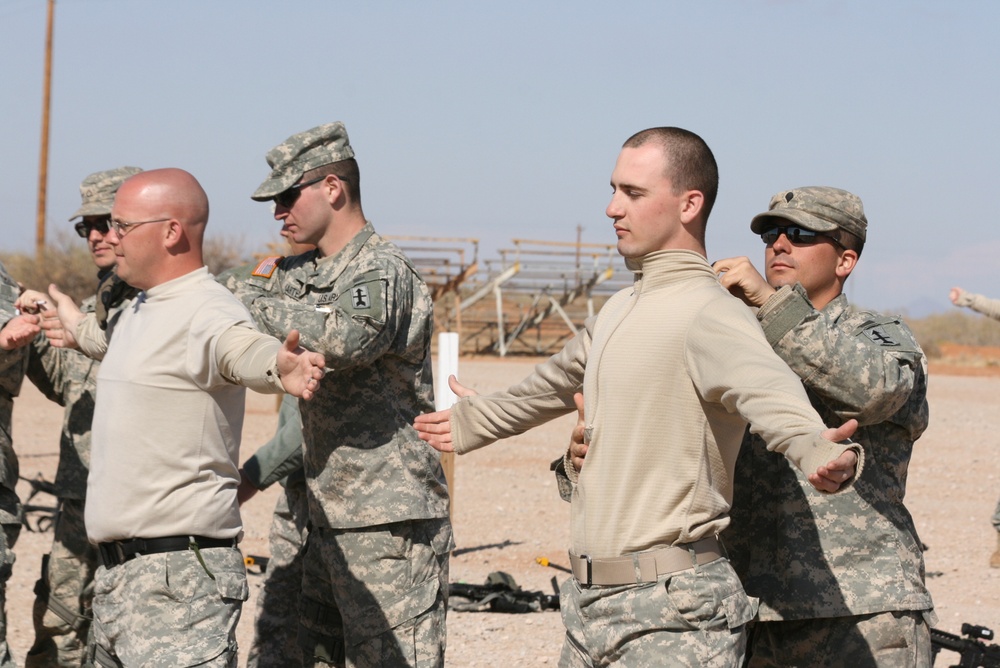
[569,536,723,587]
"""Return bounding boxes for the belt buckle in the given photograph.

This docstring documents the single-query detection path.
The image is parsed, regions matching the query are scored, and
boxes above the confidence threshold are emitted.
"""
[100,541,126,567]
[582,554,593,587]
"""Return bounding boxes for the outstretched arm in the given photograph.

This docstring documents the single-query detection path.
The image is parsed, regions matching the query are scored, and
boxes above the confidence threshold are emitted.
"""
[0,314,40,351]
[276,330,325,400]
[807,419,860,492]
[42,284,84,349]
[414,375,476,452]
[949,286,1000,321]
[712,256,776,308]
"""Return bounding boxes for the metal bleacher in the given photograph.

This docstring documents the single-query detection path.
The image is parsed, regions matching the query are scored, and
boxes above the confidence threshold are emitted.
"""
[389,235,631,357]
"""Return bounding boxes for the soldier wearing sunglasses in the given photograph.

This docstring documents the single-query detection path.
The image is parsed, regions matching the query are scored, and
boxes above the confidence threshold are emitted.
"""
[713,187,934,666]
[224,122,451,667]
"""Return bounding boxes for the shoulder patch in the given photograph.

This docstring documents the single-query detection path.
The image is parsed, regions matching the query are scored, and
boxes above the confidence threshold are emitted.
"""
[252,255,284,279]
[852,316,919,353]
[862,324,899,347]
[349,284,372,309]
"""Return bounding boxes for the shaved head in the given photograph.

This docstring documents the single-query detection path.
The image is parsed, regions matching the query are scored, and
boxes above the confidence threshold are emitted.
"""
[111,168,211,288]
[118,168,209,229]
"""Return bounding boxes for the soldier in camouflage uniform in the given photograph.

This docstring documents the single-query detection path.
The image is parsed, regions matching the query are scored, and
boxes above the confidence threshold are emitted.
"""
[235,394,308,668]
[713,187,935,666]
[948,286,1000,568]
[225,121,452,667]
[0,261,42,667]
[19,166,142,668]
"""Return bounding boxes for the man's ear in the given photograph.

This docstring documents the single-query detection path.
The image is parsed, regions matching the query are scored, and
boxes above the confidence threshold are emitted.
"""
[678,190,705,225]
[321,176,347,206]
[836,248,859,280]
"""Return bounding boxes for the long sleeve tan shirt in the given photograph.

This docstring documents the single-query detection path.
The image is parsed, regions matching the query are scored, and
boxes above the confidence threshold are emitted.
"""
[451,250,859,558]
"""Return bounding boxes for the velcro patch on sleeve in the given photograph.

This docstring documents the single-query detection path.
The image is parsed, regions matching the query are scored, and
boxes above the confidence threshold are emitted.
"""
[862,324,899,347]
[251,256,284,279]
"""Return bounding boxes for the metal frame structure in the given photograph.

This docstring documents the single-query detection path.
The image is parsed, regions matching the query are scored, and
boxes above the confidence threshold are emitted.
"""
[458,239,631,356]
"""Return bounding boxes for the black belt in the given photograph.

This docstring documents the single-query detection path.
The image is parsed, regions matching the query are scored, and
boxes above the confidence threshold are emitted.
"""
[98,535,236,568]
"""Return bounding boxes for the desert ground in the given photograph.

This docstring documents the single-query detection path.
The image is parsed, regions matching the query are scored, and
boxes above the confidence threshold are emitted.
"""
[5,357,999,666]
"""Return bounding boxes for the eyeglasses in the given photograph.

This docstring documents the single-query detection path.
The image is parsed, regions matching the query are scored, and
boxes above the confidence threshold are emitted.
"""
[273,174,348,209]
[109,217,172,237]
[74,217,110,238]
[760,225,845,249]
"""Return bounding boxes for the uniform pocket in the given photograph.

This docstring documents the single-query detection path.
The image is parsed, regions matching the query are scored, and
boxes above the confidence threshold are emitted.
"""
[214,569,249,602]
[721,590,758,630]
[347,575,440,645]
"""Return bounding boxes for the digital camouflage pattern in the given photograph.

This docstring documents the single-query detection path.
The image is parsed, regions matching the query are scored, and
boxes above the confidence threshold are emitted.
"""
[26,498,95,667]
[220,223,450,529]
[251,122,355,202]
[749,185,868,242]
[724,285,933,621]
[246,480,308,668]
[27,294,100,501]
[221,222,452,664]
[68,167,143,221]
[25,294,100,667]
[298,519,451,668]
[747,609,932,667]
[558,558,754,667]
[0,262,27,498]
[89,547,247,667]
[242,394,308,668]
[0,260,27,668]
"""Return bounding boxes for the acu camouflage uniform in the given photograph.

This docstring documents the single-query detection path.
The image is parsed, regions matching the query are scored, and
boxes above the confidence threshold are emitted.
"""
[0,261,28,668]
[240,393,308,668]
[24,291,101,667]
[223,223,452,667]
[724,283,934,666]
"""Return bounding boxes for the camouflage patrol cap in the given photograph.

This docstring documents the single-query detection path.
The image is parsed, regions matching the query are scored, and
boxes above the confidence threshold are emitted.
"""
[750,186,867,242]
[251,122,355,201]
[68,166,144,221]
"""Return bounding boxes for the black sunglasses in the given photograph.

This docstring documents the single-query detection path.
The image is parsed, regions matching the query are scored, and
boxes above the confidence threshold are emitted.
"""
[760,225,844,249]
[74,217,111,238]
[273,174,348,209]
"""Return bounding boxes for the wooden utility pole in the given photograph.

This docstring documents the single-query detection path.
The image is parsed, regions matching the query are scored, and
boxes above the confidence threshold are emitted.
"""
[36,0,55,259]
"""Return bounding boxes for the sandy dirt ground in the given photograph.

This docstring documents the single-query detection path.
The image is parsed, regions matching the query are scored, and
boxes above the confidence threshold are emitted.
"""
[5,357,999,666]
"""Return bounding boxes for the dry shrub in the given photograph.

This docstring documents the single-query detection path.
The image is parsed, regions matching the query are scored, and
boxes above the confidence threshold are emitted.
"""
[0,233,99,304]
[909,311,1000,358]
[203,234,252,276]
[1,233,256,306]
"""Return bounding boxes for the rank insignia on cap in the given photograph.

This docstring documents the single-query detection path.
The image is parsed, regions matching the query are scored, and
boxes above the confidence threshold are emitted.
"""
[351,285,371,309]
[863,325,898,347]
[252,256,283,279]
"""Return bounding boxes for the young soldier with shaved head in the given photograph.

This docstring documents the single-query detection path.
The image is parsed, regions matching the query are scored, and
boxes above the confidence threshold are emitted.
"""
[415,128,862,667]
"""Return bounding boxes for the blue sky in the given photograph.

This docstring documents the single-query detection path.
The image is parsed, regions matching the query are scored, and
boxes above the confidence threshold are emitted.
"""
[1,0,997,314]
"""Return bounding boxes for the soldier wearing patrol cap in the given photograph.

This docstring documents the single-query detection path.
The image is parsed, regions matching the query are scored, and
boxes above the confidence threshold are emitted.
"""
[18,167,140,667]
[223,122,452,667]
[714,187,935,666]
